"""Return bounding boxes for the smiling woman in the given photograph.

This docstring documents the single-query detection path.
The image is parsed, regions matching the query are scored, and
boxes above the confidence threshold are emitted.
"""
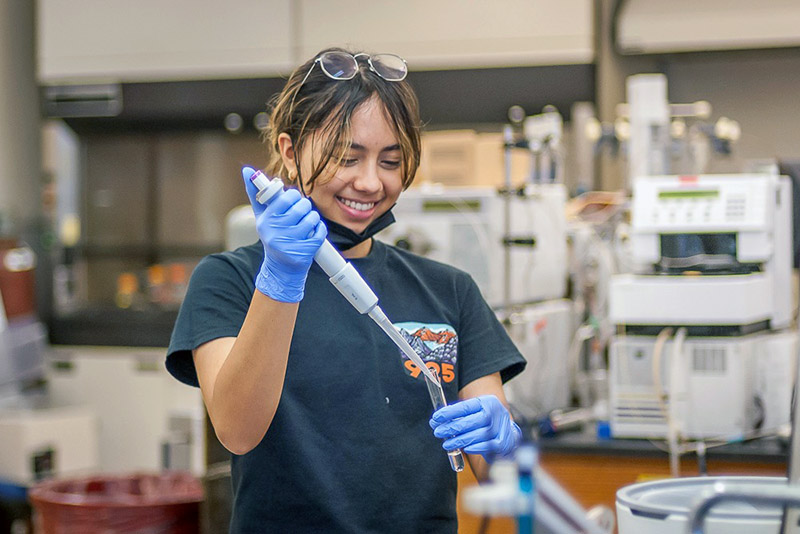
[165,46,526,534]
[264,48,421,199]
[278,97,405,239]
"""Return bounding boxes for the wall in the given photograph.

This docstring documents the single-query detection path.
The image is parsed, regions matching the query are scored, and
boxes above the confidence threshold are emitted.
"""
[666,51,800,170]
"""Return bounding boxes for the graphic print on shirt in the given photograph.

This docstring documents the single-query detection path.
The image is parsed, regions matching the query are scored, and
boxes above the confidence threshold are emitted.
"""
[394,322,457,383]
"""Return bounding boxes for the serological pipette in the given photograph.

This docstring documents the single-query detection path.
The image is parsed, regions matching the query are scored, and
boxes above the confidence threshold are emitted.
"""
[245,167,439,385]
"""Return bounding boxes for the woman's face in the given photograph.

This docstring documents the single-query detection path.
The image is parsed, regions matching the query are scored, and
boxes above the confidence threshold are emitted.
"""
[297,97,404,234]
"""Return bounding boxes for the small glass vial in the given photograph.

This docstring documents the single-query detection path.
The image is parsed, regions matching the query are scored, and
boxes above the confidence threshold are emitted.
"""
[425,368,465,472]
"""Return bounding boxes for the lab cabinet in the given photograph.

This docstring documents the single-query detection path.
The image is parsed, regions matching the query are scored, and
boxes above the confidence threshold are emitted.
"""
[37,0,295,82]
[38,0,593,84]
[83,134,262,252]
[80,131,264,312]
[617,0,800,54]
[298,0,593,69]
[47,130,266,346]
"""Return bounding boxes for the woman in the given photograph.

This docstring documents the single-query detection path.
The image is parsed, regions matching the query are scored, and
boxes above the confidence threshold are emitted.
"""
[167,48,526,533]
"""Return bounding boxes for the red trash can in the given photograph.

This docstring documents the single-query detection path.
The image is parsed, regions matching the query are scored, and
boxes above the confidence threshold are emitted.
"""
[28,472,203,533]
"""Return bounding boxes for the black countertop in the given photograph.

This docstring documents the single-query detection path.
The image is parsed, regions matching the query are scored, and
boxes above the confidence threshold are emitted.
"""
[539,428,789,464]
[49,308,178,347]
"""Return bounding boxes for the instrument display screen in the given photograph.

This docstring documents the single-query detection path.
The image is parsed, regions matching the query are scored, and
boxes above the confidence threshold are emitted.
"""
[657,189,719,199]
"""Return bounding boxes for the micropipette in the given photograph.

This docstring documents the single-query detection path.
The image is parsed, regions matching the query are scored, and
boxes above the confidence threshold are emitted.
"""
[246,167,439,385]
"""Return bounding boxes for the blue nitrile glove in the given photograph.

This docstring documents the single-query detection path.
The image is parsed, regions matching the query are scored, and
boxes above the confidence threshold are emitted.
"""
[242,167,327,302]
[430,395,522,462]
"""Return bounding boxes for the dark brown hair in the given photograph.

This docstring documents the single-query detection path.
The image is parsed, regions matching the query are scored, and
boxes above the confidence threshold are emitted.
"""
[263,47,421,192]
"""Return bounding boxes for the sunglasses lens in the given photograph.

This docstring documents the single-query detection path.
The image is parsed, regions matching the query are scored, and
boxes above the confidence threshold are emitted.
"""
[319,52,358,80]
[371,54,408,81]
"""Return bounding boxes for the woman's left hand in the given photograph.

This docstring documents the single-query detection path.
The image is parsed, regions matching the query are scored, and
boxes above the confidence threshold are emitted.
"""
[430,395,521,462]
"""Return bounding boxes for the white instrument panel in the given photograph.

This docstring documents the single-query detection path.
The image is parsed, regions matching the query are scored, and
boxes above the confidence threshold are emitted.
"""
[631,174,774,232]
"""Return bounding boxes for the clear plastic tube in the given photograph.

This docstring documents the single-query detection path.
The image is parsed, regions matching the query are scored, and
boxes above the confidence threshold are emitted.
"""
[426,369,465,472]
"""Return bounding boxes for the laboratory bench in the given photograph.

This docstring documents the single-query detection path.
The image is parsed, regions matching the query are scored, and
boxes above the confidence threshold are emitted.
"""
[457,429,788,534]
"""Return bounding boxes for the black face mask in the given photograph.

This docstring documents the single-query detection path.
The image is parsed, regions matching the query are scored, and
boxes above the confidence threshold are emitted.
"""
[308,198,396,251]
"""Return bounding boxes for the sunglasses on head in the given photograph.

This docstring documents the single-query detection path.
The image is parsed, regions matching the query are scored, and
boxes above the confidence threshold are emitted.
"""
[298,51,408,89]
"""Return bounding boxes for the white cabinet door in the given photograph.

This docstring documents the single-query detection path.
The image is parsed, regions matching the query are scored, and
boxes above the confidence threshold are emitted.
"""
[298,0,594,69]
[618,0,800,54]
[38,0,294,82]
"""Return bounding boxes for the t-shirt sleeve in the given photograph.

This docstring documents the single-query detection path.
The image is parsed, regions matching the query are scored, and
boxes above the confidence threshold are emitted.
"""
[455,273,526,390]
[166,254,253,387]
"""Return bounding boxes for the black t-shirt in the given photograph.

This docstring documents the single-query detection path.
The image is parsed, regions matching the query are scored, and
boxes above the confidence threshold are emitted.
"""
[167,239,525,533]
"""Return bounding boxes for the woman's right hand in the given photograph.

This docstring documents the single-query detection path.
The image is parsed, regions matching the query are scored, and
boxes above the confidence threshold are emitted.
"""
[242,167,327,302]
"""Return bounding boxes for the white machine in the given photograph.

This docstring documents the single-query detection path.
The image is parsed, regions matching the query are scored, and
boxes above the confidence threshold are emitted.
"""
[376,184,568,308]
[611,174,793,331]
[610,331,795,440]
[609,173,796,440]
[625,74,671,184]
[614,73,739,189]
[503,299,575,419]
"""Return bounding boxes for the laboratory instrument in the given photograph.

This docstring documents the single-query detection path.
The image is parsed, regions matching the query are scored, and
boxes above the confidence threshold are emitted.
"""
[611,174,793,331]
[502,299,575,419]
[522,107,563,185]
[376,183,568,309]
[376,184,574,419]
[626,74,671,183]
[425,369,465,472]
[617,476,788,534]
[589,73,740,188]
[608,173,797,440]
[462,444,614,534]
[248,168,439,385]
[610,331,795,440]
